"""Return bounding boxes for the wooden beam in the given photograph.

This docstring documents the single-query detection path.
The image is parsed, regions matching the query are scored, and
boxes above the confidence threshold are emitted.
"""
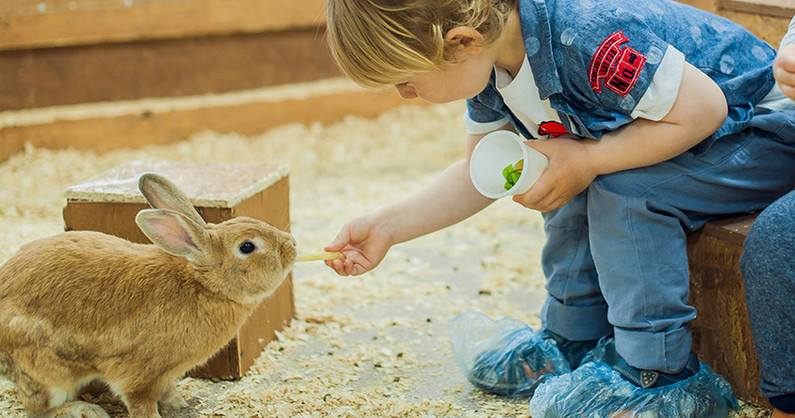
[0,79,422,162]
[677,0,790,45]
[0,0,328,51]
[0,29,341,111]
[718,0,795,18]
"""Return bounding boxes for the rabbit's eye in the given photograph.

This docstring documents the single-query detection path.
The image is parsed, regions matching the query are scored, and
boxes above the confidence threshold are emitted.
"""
[239,241,256,254]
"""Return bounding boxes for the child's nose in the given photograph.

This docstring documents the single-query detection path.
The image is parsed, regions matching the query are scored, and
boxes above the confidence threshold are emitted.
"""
[396,84,418,99]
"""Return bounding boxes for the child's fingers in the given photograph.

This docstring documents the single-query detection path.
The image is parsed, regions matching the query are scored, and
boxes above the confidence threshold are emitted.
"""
[774,63,795,100]
[774,63,795,83]
[341,255,368,276]
[780,84,795,101]
[325,249,371,276]
[777,45,795,70]
[774,45,795,100]
[512,173,553,210]
[324,241,344,252]
[518,191,563,212]
[327,257,349,276]
[325,226,354,252]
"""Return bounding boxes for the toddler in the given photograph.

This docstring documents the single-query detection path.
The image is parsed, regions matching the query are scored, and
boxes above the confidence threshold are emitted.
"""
[324,0,795,415]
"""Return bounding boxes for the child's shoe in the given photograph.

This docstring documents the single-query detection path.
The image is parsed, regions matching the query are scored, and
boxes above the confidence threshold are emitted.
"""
[612,351,700,389]
[448,311,603,397]
[528,339,738,417]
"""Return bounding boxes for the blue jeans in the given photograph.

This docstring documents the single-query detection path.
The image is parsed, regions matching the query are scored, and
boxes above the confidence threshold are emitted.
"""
[539,116,795,373]
[741,190,795,413]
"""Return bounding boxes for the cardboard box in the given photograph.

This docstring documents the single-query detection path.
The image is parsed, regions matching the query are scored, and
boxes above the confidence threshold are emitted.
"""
[63,160,294,380]
[687,214,767,408]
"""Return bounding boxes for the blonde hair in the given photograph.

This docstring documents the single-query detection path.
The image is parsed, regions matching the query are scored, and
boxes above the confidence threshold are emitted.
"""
[326,0,517,88]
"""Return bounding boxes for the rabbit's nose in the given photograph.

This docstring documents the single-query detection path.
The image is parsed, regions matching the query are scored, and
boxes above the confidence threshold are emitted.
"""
[280,239,297,265]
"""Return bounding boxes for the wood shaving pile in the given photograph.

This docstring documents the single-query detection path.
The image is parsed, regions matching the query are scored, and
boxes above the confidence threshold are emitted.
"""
[0,100,768,417]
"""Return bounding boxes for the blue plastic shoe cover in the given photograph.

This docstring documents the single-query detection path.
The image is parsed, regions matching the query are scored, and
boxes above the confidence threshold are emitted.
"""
[528,351,738,417]
[448,311,571,397]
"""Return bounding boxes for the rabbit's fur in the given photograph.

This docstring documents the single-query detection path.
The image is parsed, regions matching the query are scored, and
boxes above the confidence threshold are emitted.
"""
[0,173,296,417]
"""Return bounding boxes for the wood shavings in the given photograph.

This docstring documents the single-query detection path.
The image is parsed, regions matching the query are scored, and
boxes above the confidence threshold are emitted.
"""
[0,97,770,417]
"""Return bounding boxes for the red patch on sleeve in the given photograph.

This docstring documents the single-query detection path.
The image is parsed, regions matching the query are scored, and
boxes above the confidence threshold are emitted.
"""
[588,31,646,97]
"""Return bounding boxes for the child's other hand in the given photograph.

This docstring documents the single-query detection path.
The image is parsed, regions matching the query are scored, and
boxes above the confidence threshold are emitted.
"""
[324,213,392,276]
[774,44,795,100]
[512,137,598,212]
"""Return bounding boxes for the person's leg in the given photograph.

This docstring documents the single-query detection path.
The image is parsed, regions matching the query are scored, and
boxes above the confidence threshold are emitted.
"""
[451,193,612,397]
[741,190,795,416]
[526,125,793,418]
[587,175,694,373]
[540,190,613,343]
[588,125,795,374]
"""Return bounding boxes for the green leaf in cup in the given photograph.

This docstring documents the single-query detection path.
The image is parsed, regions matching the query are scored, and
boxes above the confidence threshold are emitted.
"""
[502,159,524,191]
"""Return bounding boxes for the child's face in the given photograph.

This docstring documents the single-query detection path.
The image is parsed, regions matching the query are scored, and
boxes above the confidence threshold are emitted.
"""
[395,47,494,104]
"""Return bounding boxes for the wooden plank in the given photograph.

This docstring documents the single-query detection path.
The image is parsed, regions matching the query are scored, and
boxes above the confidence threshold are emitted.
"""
[0,29,341,111]
[698,213,758,247]
[0,79,421,162]
[678,0,791,45]
[718,0,795,18]
[723,0,793,8]
[0,0,328,51]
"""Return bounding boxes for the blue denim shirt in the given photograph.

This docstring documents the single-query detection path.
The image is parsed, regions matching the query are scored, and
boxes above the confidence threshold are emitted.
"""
[467,0,777,146]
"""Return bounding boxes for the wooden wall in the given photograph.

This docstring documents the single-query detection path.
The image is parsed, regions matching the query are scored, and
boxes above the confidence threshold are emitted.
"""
[0,0,343,110]
[0,0,409,161]
[682,0,792,44]
[0,0,791,161]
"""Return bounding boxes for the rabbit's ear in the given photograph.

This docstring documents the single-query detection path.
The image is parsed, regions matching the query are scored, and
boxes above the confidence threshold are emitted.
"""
[138,173,207,227]
[135,209,211,261]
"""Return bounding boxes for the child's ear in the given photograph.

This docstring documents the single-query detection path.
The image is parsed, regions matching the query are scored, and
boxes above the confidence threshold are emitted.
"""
[445,26,484,53]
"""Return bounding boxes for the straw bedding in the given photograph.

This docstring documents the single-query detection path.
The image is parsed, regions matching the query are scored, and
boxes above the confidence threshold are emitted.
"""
[0,101,766,417]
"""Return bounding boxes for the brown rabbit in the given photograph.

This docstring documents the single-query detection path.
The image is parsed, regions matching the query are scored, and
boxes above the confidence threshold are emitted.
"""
[0,173,297,417]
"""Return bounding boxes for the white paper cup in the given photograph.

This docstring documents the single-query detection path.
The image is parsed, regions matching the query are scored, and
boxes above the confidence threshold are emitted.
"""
[469,131,548,199]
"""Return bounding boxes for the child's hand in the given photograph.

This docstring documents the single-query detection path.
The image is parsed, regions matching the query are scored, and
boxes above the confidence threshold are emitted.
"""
[324,213,392,276]
[774,44,795,100]
[511,138,598,212]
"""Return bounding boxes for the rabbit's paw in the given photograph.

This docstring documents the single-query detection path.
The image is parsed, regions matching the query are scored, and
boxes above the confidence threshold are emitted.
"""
[159,385,188,410]
[51,401,110,418]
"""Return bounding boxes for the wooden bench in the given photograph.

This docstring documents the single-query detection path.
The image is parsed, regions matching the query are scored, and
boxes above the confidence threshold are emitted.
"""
[687,213,768,408]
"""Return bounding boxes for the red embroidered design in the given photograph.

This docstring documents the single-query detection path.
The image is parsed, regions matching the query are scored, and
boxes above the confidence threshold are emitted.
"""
[538,121,570,137]
[588,31,646,97]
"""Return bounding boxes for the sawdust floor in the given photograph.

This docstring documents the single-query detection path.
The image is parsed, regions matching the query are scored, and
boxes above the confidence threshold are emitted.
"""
[0,101,769,417]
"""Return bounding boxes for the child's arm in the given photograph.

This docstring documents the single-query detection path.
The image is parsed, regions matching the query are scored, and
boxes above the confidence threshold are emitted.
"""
[324,131,502,276]
[515,61,728,212]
